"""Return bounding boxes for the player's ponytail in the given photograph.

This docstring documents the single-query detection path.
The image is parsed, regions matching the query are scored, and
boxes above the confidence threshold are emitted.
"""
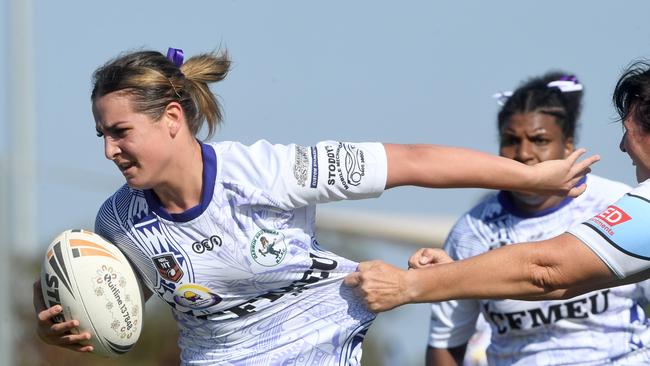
[91,47,231,140]
[180,51,231,139]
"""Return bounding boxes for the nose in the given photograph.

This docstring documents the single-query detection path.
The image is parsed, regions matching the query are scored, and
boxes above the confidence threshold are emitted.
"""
[104,137,120,161]
[619,131,627,153]
[515,140,534,164]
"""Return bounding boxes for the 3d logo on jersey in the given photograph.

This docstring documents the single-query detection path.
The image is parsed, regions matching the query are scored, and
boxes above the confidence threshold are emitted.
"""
[173,284,222,309]
[589,205,632,237]
[250,229,287,266]
[152,254,184,282]
[596,205,631,227]
[585,193,650,259]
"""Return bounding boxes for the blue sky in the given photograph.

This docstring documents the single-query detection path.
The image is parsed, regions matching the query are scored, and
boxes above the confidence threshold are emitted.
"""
[3,0,650,253]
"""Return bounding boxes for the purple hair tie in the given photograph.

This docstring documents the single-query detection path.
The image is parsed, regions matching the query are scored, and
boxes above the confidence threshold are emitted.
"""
[547,75,582,92]
[166,47,184,67]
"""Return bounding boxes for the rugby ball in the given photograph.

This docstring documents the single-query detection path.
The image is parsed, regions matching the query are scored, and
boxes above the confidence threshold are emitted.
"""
[40,229,144,357]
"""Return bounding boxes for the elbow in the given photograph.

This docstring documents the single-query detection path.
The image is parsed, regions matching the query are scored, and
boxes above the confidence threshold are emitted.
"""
[527,251,580,300]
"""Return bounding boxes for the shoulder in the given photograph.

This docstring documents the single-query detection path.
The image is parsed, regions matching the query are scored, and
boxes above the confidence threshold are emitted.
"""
[445,194,500,257]
[95,184,141,232]
[209,139,294,186]
[97,184,133,213]
[584,174,632,199]
[627,178,650,198]
[210,139,288,157]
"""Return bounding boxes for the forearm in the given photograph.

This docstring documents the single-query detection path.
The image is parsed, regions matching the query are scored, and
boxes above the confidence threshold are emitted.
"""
[385,144,535,190]
[404,234,617,302]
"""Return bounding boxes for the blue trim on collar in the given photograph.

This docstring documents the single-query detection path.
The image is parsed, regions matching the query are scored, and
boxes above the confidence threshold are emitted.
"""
[496,175,587,218]
[144,141,216,222]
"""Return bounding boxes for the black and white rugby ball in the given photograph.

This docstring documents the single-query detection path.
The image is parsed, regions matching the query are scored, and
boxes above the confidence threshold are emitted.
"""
[40,229,144,357]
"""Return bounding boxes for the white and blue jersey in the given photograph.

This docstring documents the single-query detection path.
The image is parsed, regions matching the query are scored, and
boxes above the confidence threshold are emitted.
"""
[95,140,387,365]
[570,179,650,279]
[430,175,650,365]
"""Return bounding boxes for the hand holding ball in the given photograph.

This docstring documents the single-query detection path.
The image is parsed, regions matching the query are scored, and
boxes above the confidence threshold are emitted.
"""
[40,229,144,357]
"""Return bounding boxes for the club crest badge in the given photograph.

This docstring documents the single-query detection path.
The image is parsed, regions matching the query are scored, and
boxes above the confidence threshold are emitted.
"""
[250,229,288,267]
[152,253,184,282]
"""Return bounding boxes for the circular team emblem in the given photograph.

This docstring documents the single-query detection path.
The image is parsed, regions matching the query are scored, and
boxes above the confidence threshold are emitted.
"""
[173,284,222,310]
[250,229,288,267]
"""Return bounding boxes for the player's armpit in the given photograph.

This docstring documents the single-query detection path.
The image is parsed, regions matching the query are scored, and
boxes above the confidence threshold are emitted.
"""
[426,345,467,366]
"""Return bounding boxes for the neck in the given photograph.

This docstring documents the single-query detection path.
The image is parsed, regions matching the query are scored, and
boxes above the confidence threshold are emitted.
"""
[510,192,566,215]
[153,138,203,214]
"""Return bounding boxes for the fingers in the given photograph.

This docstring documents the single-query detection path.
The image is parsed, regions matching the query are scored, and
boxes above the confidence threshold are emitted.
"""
[343,272,360,287]
[58,331,92,346]
[408,249,429,269]
[427,248,454,264]
[573,153,600,172]
[63,344,94,353]
[567,183,588,198]
[566,148,587,165]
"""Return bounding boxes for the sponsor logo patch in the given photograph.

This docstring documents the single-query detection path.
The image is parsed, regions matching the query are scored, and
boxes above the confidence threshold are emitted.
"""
[596,205,631,227]
[325,142,366,189]
[310,146,319,188]
[190,235,223,254]
[343,143,365,187]
[173,284,222,309]
[293,145,310,187]
[250,229,288,267]
[152,253,184,282]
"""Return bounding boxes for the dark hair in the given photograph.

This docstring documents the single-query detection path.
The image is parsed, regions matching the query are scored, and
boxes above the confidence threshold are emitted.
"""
[497,71,583,141]
[613,60,650,132]
[91,49,231,139]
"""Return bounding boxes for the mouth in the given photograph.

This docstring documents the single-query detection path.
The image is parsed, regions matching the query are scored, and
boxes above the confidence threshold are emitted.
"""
[115,161,136,174]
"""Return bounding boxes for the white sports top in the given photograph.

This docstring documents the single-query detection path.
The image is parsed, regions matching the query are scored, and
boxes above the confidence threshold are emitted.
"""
[430,175,650,365]
[95,140,387,365]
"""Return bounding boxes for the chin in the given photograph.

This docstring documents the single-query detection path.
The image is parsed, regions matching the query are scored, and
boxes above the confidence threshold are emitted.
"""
[124,177,150,190]
[511,192,546,206]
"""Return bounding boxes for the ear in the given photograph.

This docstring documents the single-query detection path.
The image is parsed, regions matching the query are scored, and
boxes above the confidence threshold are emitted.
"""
[164,101,184,138]
[564,137,575,158]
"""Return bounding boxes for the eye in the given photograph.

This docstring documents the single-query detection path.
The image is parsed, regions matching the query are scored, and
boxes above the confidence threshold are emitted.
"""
[500,135,518,147]
[531,137,550,145]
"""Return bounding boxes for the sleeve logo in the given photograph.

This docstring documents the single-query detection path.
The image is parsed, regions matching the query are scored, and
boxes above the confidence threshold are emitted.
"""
[293,145,310,187]
[596,205,631,227]
[325,142,366,189]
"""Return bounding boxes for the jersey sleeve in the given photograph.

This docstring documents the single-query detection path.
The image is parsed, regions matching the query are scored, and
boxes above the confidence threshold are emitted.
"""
[429,210,487,348]
[219,140,388,210]
[568,180,650,279]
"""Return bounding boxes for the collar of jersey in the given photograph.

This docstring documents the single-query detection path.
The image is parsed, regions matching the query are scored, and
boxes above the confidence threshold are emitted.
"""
[143,141,216,222]
[496,175,587,218]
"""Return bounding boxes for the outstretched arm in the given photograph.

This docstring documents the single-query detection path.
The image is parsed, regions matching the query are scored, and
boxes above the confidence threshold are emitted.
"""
[383,144,599,197]
[345,233,625,312]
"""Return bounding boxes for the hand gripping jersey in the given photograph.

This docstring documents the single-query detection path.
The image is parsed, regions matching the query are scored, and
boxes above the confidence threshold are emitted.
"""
[95,140,387,365]
[430,175,650,366]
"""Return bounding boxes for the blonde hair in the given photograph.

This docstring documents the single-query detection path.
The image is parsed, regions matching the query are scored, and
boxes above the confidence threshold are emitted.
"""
[91,48,231,139]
